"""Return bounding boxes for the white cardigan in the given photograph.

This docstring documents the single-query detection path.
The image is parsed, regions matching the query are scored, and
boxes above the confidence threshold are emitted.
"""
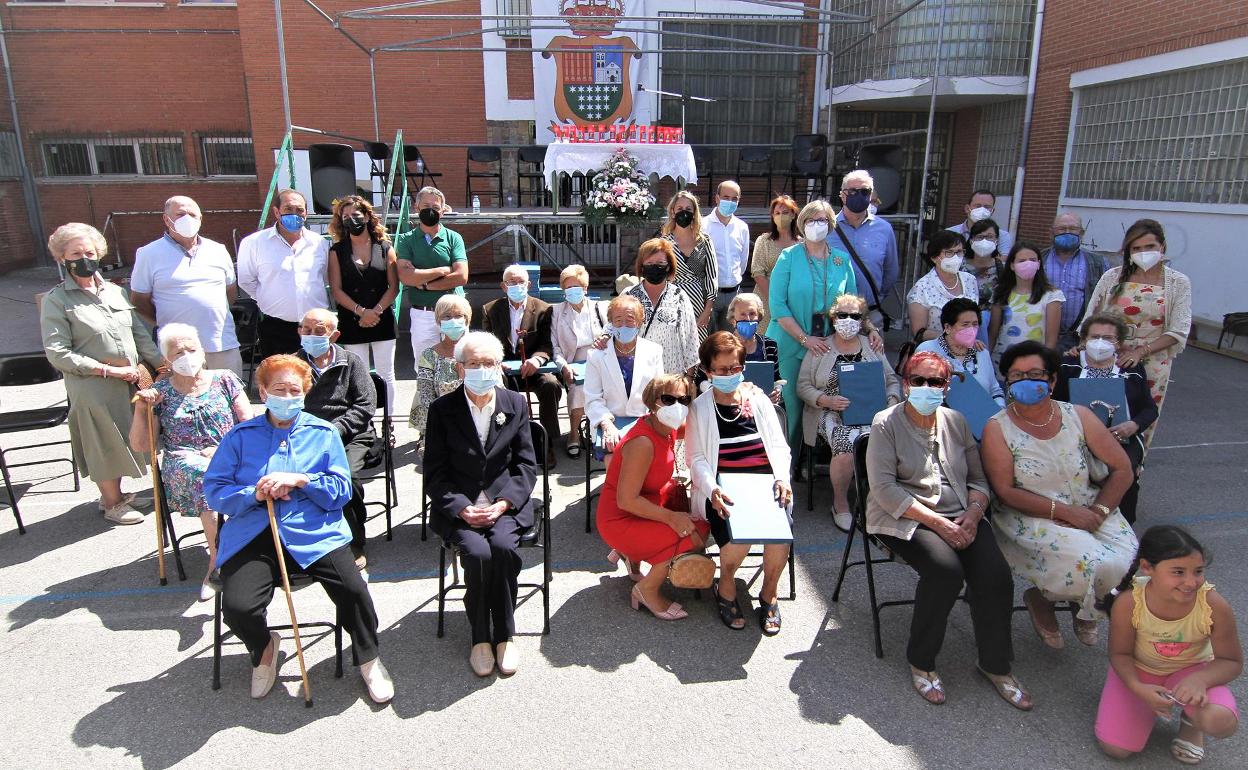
[686,386,792,522]
[550,300,606,368]
[583,337,664,429]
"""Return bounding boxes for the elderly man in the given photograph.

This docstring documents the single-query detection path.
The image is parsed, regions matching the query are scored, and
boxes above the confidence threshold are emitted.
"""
[423,331,537,677]
[294,308,378,567]
[395,186,469,366]
[130,196,242,377]
[1044,212,1107,352]
[482,265,561,465]
[832,170,901,330]
[946,189,1015,255]
[706,180,751,333]
[237,189,329,358]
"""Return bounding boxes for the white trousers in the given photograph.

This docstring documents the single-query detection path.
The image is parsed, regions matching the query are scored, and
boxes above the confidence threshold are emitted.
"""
[343,339,397,417]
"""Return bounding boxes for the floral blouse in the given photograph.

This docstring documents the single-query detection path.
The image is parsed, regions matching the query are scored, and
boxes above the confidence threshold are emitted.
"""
[409,346,461,432]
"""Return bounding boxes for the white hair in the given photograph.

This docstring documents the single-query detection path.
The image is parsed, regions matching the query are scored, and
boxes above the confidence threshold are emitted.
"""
[559,263,589,287]
[434,293,472,322]
[841,169,875,190]
[502,264,530,283]
[156,322,201,358]
[454,331,503,364]
[728,292,765,318]
[47,222,107,260]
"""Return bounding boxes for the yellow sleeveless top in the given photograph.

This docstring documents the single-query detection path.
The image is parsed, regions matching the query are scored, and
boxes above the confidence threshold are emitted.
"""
[1131,576,1215,675]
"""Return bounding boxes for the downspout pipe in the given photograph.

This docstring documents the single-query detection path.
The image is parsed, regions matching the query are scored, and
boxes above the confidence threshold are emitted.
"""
[1009,0,1045,236]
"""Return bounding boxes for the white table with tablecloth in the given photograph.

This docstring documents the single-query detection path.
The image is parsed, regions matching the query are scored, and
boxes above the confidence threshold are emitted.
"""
[543,143,698,213]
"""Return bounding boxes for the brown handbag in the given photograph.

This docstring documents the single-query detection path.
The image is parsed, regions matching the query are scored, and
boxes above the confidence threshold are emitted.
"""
[667,530,716,590]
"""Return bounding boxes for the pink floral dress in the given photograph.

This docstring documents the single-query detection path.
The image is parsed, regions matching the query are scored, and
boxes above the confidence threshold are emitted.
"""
[1108,281,1171,448]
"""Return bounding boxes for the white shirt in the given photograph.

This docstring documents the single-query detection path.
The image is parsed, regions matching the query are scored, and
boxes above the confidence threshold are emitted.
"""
[236,226,330,323]
[464,388,497,507]
[508,301,524,349]
[706,214,751,288]
[131,234,239,352]
[946,221,1015,256]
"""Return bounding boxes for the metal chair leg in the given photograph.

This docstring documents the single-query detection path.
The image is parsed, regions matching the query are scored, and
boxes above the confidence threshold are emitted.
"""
[0,453,25,535]
[162,504,188,582]
[212,593,223,690]
[807,442,815,511]
[862,527,885,659]
[436,545,447,638]
[334,622,344,678]
[831,518,856,602]
[787,548,796,600]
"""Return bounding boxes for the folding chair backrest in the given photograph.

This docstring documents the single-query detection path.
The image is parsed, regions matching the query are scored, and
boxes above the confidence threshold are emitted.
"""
[0,354,62,387]
[518,145,546,166]
[369,372,389,419]
[467,145,502,165]
[790,133,828,174]
[851,433,871,515]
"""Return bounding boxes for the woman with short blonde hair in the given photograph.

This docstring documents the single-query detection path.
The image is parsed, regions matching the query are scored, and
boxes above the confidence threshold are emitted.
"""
[551,262,605,455]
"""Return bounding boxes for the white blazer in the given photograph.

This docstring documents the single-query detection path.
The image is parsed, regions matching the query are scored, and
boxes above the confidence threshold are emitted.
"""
[550,300,606,368]
[583,337,664,429]
[686,386,792,522]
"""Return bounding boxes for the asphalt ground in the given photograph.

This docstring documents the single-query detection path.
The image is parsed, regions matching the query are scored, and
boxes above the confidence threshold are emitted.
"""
[1,273,1247,769]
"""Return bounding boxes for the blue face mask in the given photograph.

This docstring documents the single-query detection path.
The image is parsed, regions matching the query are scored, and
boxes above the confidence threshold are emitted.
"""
[613,325,639,344]
[711,372,744,394]
[266,394,304,421]
[439,318,467,341]
[563,286,585,305]
[1009,379,1050,405]
[300,334,331,358]
[844,189,871,214]
[279,213,305,232]
[463,366,498,396]
[1053,232,1080,252]
[906,386,945,416]
[735,320,758,339]
[506,283,528,303]
[717,199,738,217]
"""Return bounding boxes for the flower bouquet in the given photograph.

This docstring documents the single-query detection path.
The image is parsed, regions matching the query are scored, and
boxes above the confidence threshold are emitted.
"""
[580,148,663,226]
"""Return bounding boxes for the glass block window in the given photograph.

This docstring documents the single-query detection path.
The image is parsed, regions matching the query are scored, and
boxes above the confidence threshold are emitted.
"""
[201,136,257,176]
[41,137,186,177]
[1066,58,1248,204]
[974,98,1024,192]
[495,0,532,38]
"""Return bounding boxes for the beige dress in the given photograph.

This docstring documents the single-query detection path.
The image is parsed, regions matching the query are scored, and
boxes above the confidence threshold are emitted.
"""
[41,277,164,481]
[750,235,786,317]
[990,401,1138,619]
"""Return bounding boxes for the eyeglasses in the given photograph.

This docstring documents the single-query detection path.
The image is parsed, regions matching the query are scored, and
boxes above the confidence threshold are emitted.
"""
[843,187,872,195]
[1086,334,1119,343]
[834,312,863,320]
[707,365,744,376]
[657,393,692,406]
[1005,369,1050,383]
[1053,226,1082,235]
[940,248,965,258]
[465,360,499,369]
[908,375,949,388]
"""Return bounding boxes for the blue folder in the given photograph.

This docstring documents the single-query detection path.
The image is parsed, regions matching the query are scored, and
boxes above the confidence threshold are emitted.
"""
[592,415,639,461]
[568,361,587,385]
[1069,377,1130,427]
[718,472,793,544]
[744,360,775,393]
[502,360,560,376]
[945,375,1002,440]
[837,359,887,427]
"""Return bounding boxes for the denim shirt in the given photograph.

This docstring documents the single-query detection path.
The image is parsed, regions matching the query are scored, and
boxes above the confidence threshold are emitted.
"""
[204,411,353,570]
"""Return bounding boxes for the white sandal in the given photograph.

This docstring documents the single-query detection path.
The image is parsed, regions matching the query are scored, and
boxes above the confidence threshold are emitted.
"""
[977,666,1033,711]
[910,667,945,705]
[1172,716,1205,764]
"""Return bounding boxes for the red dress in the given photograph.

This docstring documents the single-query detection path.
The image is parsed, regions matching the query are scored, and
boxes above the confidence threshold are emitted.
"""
[596,417,710,563]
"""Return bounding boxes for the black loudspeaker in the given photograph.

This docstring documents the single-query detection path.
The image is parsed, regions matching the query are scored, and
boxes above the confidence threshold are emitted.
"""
[858,143,903,213]
[308,143,356,214]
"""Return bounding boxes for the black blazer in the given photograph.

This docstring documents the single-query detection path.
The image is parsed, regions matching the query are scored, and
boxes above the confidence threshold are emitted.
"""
[482,296,555,364]
[423,385,537,539]
[1054,361,1158,434]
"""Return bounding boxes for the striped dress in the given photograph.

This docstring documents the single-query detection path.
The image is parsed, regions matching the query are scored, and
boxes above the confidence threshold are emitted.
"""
[706,402,771,546]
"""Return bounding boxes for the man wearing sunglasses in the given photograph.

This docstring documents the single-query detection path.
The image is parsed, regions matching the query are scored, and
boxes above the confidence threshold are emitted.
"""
[831,170,900,330]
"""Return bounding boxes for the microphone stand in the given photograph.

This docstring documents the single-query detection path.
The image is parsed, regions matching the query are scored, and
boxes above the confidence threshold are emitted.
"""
[637,84,715,136]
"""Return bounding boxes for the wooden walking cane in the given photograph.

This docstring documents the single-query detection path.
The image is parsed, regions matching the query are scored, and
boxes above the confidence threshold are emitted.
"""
[131,370,166,585]
[266,498,313,707]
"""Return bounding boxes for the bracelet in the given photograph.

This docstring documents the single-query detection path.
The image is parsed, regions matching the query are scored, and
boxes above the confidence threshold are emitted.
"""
[1049,499,1056,520]
[969,500,985,512]
[798,334,808,345]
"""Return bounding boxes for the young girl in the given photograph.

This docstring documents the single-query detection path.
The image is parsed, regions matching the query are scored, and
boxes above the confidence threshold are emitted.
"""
[1095,526,1242,764]
[988,242,1064,360]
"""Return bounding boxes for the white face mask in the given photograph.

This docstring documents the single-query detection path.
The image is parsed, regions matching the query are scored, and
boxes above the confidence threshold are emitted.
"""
[1131,250,1163,271]
[867,204,878,217]
[1085,338,1117,364]
[170,352,203,377]
[971,240,997,257]
[803,221,829,243]
[171,213,201,239]
[655,402,688,430]
[833,317,861,339]
[968,206,992,223]
[939,255,964,273]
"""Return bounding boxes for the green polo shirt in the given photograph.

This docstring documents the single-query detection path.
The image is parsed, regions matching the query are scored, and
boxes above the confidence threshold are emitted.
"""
[394,225,467,309]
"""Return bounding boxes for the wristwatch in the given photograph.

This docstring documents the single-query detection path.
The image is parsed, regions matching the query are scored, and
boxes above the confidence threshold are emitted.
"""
[1091,503,1111,517]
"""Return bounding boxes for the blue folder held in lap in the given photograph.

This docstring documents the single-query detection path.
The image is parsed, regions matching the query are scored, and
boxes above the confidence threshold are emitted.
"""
[592,415,639,461]
[1069,378,1130,427]
[744,360,775,393]
[837,359,886,427]
[945,375,1002,440]
[718,472,793,545]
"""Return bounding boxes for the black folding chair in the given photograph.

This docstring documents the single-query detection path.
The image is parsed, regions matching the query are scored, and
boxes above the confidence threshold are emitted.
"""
[359,373,396,541]
[403,145,442,190]
[0,353,80,534]
[364,141,390,208]
[516,145,549,207]
[230,299,261,392]
[436,422,552,637]
[782,133,829,201]
[465,145,503,206]
[149,439,191,582]
[735,146,774,205]
[690,145,715,199]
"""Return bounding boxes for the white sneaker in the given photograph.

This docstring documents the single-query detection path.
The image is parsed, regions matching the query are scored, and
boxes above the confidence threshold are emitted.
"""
[250,631,281,699]
[495,640,519,676]
[103,502,144,525]
[97,492,135,511]
[359,658,394,703]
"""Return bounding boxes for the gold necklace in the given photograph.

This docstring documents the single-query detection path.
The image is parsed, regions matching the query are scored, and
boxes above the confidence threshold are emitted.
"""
[1010,401,1056,428]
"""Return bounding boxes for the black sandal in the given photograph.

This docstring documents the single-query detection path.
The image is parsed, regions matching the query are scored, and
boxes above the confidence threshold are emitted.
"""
[565,443,581,458]
[713,580,745,630]
[758,598,782,636]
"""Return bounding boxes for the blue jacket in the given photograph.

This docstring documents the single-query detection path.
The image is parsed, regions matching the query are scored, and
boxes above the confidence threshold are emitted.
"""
[204,411,353,570]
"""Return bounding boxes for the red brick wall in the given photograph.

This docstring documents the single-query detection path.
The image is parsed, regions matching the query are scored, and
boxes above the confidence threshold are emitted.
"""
[1017,0,1248,243]
[0,182,35,270]
[944,106,981,226]
[506,38,535,100]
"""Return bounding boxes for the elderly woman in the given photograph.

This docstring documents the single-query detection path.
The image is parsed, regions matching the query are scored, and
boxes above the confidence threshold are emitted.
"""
[596,373,708,620]
[866,351,1027,710]
[766,199,862,441]
[798,294,901,530]
[750,195,801,316]
[203,355,393,704]
[661,190,718,334]
[688,333,793,634]
[916,297,1005,406]
[129,323,252,600]
[409,293,470,436]
[626,238,700,375]
[423,332,537,677]
[982,340,1138,649]
[583,295,664,466]
[551,264,605,457]
[907,230,978,342]
[40,222,164,525]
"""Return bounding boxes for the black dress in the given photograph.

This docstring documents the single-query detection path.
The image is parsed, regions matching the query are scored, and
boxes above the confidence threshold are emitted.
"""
[332,239,396,345]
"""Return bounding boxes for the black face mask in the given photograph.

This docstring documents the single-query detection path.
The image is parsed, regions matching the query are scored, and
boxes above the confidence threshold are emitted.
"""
[418,207,441,227]
[843,190,871,214]
[344,216,368,236]
[673,210,695,228]
[641,263,669,285]
[66,258,100,279]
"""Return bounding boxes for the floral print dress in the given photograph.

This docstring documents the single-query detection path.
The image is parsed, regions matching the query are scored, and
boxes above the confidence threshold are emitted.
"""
[153,371,245,517]
[989,401,1138,620]
[409,346,461,432]
[1106,281,1171,449]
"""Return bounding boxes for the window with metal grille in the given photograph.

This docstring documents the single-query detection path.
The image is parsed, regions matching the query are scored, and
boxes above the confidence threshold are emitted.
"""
[1066,58,1248,205]
[495,0,531,38]
[0,132,21,178]
[201,136,257,176]
[41,136,186,177]
[836,111,954,216]
[974,98,1024,193]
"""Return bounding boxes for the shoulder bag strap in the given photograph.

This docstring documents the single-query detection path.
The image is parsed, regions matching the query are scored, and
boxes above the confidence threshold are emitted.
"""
[834,223,887,316]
